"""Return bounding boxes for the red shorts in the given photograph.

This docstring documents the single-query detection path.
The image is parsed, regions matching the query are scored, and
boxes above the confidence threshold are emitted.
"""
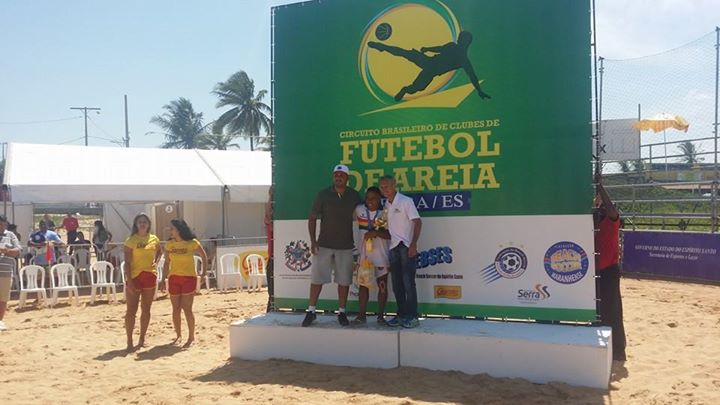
[132,271,157,290]
[168,275,197,295]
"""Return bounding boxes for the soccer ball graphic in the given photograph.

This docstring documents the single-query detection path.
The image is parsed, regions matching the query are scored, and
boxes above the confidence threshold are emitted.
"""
[375,23,392,41]
[494,247,528,279]
[501,252,522,273]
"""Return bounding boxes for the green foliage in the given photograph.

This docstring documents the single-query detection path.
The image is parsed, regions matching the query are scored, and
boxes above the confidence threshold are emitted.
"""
[677,141,703,165]
[150,98,206,149]
[212,71,273,151]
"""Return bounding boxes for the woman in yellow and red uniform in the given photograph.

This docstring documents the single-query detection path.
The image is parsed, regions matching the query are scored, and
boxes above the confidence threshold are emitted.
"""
[162,219,207,348]
[123,213,161,352]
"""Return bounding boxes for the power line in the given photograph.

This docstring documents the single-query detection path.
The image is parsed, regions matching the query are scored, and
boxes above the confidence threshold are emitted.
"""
[69,106,101,146]
[57,136,86,145]
[0,116,82,125]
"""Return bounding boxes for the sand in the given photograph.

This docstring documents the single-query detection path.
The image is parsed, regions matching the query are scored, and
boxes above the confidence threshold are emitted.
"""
[1,277,719,405]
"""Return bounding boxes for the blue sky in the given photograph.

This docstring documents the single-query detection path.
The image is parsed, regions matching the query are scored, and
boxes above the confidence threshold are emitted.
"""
[1,0,718,150]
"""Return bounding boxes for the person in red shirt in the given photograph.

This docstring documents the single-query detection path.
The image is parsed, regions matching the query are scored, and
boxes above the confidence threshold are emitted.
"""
[594,176,627,362]
[264,186,274,313]
[60,213,80,244]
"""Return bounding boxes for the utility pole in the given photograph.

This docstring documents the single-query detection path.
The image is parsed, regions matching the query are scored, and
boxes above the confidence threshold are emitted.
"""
[69,106,101,146]
[124,95,130,147]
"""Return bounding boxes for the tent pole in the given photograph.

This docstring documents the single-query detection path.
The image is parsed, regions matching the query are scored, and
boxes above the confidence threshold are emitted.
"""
[221,186,228,238]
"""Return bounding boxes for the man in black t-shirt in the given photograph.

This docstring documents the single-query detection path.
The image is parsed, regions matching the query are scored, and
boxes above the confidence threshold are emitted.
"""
[302,164,361,327]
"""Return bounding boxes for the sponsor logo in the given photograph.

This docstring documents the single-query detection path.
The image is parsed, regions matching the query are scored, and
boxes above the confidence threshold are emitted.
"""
[517,284,551,304]
[480,246,528,283]
[434,285,462,299]
[543,241,589,284]
[284,240,312,272]
[358,0,491,115]
[417,246,453,269]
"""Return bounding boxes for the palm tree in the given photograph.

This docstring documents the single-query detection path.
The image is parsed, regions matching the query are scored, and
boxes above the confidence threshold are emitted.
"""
[150,98,206,149]
[199,129,240,150]
[618,161,631,173]
[212,71,273,151]
[677,141,703,165]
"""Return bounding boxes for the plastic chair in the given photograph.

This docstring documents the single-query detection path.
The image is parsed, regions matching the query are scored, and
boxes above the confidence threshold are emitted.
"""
[194,255,210,291]
[18,265,48,308]
[89,261,117,304]
[71,249,91,286]
[218,253,242,292]
[49,263,79,307]
[57,254,72,264]
[245,254,267,292]
[155,256,167,299]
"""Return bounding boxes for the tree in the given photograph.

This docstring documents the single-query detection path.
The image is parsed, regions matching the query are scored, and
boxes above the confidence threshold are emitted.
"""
[618,161,631,173]
[677,141,703,165]
[212,71,273,151]
[150,98,206,149]
[199,129,240,150]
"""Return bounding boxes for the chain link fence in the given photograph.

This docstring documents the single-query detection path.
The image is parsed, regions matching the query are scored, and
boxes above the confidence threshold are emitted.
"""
[598,28,720,232]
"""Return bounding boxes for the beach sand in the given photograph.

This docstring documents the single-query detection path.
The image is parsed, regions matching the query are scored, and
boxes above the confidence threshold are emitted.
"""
[1,277,718,404]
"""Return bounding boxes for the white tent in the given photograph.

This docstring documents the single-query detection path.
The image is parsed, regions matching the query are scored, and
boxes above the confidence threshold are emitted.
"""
[4,143,271,203]
[3,143,271,241]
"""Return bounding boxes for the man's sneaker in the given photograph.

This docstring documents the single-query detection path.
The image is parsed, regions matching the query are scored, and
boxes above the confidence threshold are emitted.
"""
[0,320,6,331]
[338,312,349,326]
[386,316,402,327]
[350,316,367,326]
[376,316,387,326]
[301,311,316,327]
[401,318,420,329]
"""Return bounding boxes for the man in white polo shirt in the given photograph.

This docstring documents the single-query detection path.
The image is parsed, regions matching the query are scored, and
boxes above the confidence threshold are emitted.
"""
[379,175,422,328]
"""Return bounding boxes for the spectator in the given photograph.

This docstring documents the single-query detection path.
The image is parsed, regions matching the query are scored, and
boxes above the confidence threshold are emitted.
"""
[69,231,92,255]
[594,175,627,362]
[0,215,21,332]
[42,214,56,231]
[28,220,63,266]
[92,220,112,255]
[60,213,80,244]
[264,186,274,312]
[7,224,20,242]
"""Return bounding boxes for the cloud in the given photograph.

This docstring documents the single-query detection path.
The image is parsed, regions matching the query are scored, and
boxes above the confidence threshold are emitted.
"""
[595,0,719,59]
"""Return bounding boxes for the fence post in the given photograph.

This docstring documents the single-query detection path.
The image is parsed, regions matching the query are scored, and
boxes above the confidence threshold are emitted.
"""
[713,27,719,232]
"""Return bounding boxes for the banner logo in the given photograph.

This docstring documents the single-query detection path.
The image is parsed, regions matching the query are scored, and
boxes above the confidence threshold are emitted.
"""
[417,246,453,269]
[358,0,491,115]
[517,284,551,304]
[434,285,462,299]
[480,246,527,283]
[284,240,312,272]
[543,241,589,284]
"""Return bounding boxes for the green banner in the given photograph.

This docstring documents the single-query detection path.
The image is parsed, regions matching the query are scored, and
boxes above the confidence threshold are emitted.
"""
[273,0,591,219]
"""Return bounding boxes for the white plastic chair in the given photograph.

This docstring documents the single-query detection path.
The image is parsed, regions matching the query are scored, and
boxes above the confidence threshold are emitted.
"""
[18,265,48,308]
[194,255,210,291]
[155,256,167,299]
[245,254,267,292]
[49,263,79,307]
[71,249,91,285]
[218,253,242,292]
[120,261,127,300]
[89,261,117,304]
[57,254,72,264]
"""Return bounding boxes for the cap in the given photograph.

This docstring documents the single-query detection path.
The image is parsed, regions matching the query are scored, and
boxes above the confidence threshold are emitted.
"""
[333,164,350,175]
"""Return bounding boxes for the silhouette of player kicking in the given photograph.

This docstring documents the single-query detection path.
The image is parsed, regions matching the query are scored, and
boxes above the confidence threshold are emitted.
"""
[368,31,491,101]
